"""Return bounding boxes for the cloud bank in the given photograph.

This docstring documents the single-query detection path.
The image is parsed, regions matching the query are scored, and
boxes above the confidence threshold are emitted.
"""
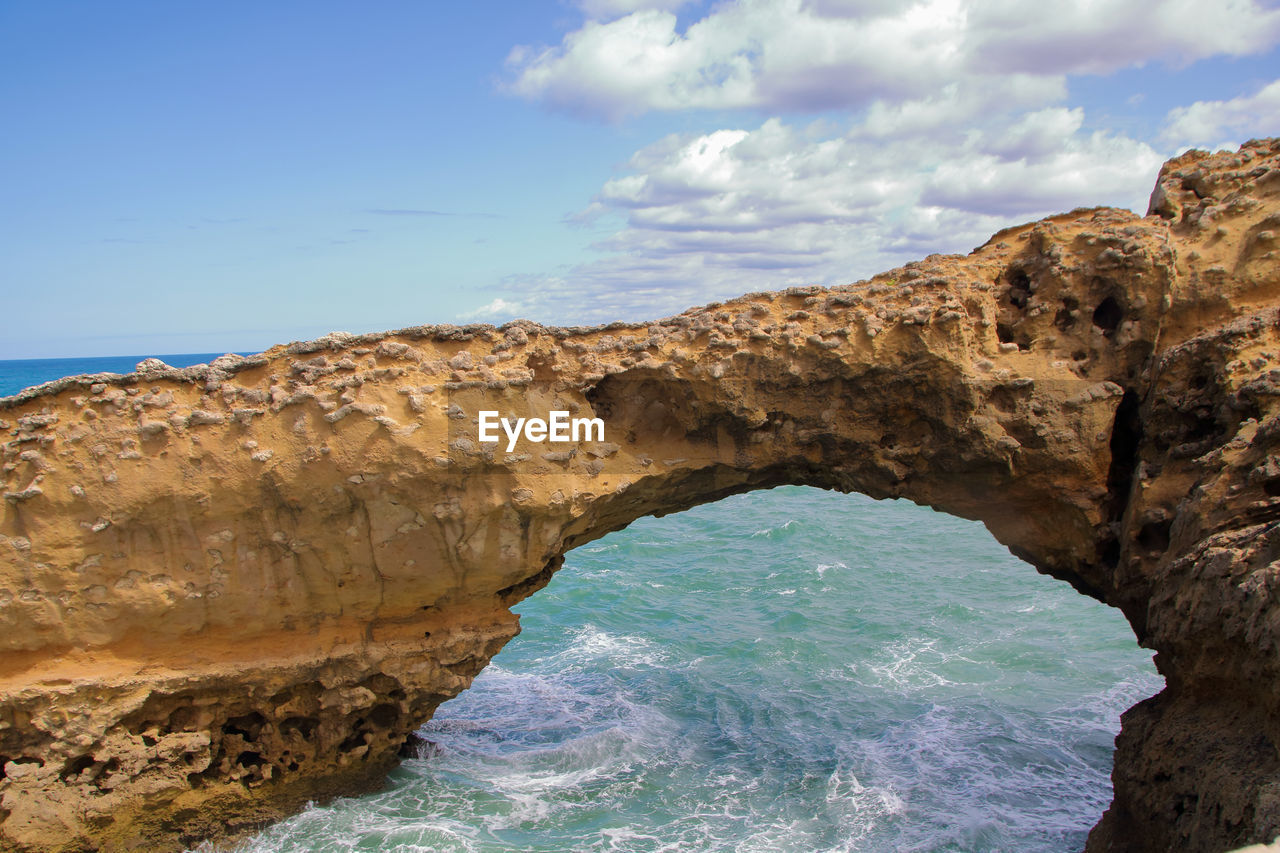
[508,0,1280,120]
[469,0,1280,325]
[1163,79,1280,148]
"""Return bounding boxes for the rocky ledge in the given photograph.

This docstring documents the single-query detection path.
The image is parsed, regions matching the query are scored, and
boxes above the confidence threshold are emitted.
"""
[3,140,1280,852]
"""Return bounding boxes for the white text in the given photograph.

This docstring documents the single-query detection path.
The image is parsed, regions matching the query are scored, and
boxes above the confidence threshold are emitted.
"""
[478,410,605,452]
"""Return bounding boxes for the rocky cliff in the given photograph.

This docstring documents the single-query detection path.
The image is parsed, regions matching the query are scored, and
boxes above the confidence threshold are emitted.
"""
[3,140,1280,852]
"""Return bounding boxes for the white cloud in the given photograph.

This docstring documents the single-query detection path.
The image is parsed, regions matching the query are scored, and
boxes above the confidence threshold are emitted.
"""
[505,9,758,119]
[506,0,967,119]
[857,77,1067,139]
[966,0,1280,75]
[492,110,1164,325]
[922,109,1166,215]
[459,297,526,320]
[1161,78,1280,149]
[508,0,1280,120]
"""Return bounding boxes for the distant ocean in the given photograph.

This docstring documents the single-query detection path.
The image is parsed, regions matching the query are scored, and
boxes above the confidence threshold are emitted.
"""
[0,353,245,398]
[1,356,1163,853]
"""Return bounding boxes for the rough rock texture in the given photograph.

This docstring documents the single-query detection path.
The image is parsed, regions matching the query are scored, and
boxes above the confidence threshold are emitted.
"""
[2,140,1280,852]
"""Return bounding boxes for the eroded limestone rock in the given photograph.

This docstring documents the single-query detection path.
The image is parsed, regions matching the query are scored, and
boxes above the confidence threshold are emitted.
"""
[3,140,1280,852]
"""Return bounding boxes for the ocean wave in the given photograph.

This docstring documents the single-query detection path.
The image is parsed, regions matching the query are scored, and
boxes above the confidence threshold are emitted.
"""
[554,625,667,670]
[815,561,847,578]
[749,518,801,539]
[854,637,960,692]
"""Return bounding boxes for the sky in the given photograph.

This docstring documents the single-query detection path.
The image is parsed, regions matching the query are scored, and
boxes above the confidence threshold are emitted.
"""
[2,0,1279,359]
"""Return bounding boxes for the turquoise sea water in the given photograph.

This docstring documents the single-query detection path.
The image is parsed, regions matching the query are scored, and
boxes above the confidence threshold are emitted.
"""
[1,359,1163,853]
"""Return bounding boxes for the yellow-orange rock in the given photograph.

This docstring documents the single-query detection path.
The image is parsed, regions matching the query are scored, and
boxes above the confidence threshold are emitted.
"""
[3,139,1280,852]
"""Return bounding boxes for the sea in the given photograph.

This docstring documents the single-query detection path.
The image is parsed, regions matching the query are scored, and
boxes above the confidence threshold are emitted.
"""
[1,355,1163,853]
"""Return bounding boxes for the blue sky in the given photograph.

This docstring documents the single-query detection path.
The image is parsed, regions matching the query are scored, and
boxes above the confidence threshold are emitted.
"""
[2,0,1278,359]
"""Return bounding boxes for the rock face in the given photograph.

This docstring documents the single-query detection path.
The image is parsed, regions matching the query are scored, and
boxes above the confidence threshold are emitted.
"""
[2,140,1280,852]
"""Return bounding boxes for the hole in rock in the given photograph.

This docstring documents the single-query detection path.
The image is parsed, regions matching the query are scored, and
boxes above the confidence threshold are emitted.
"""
[60,754,96,781]
[222,712,266,742]
[235,751,263,769]
[338,731,369,753]
[1092,297,1124,336]
[1005,267,1033,309]
[995,323,1031,351]
[242,488,1162,852]
[279,716,317,740]
[1137,519,1173,554]
[367,704,401,729]
[1106,390,1143,520]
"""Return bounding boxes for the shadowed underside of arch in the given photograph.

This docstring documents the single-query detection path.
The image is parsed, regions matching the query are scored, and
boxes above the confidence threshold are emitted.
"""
[2,141,1280,852]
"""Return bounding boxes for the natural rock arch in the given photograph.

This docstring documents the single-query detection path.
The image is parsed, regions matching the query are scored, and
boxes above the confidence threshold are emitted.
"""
[414,484,1157,853]
[2,140,1279,852]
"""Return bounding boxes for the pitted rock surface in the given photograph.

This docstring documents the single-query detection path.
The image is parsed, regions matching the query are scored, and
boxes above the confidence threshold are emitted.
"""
[3,140,1280,852]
